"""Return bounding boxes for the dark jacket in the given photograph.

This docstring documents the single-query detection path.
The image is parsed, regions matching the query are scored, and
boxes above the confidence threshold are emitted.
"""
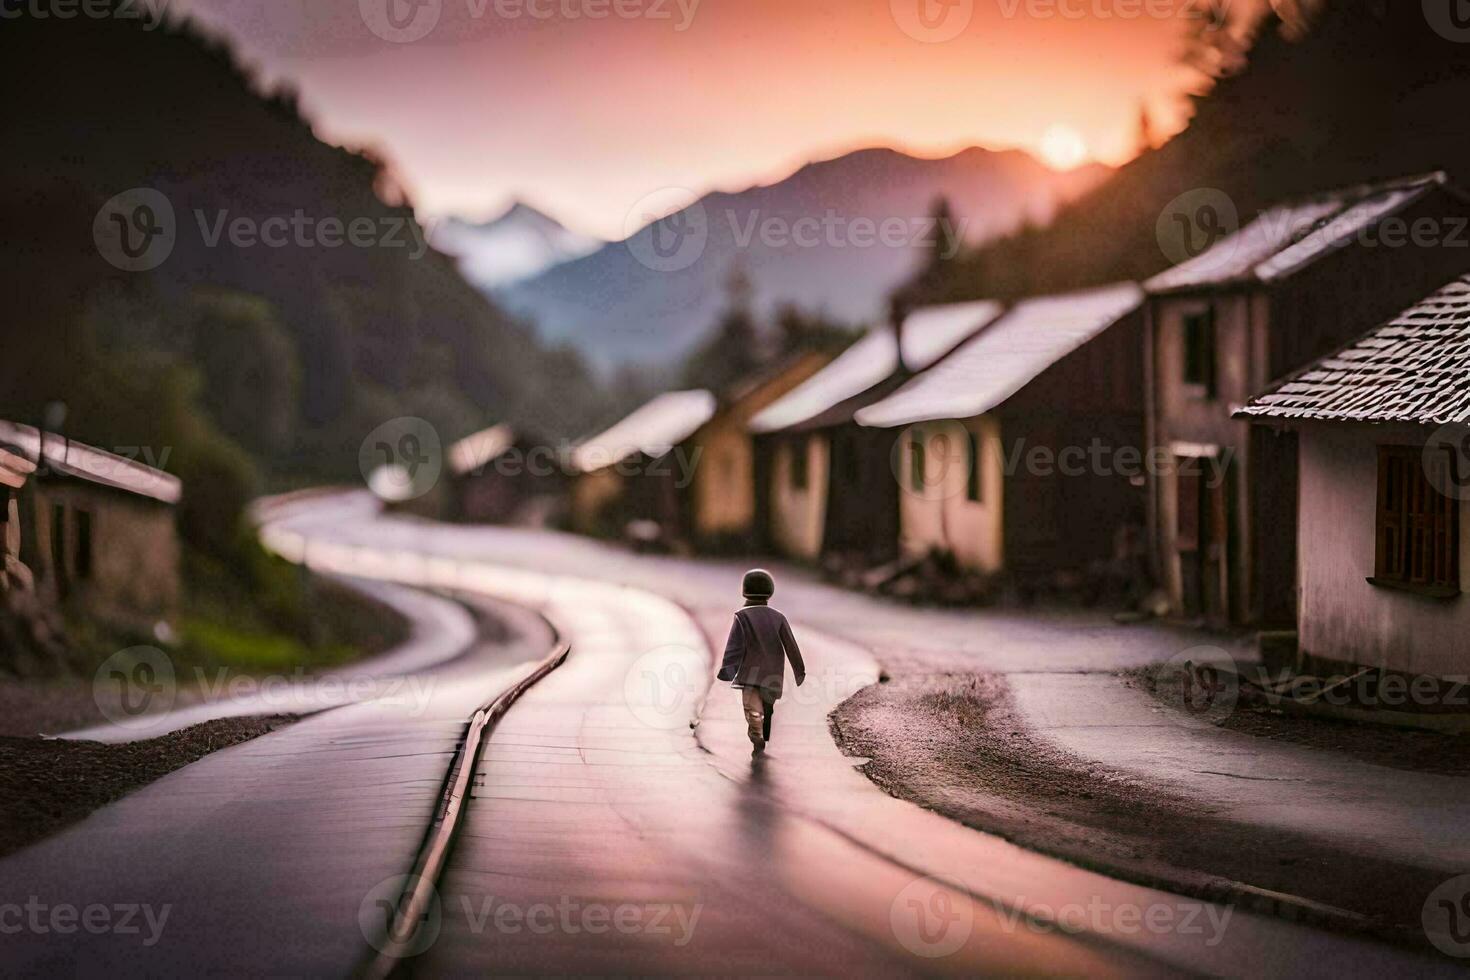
[717,602,805,699]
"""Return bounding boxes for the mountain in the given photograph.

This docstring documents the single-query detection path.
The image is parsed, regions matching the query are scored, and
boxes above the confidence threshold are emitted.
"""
[430,201,603,290]
[495,147,1110,370]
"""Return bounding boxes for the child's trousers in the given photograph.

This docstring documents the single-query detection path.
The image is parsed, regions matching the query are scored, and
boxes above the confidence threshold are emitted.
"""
[741,687,775,745]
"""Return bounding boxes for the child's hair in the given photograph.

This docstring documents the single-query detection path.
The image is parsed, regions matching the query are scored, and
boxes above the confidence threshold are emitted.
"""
[742,568,775,598]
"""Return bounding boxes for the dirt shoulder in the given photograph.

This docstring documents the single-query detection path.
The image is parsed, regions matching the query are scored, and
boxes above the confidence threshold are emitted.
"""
[830,672,1453,949]
[0,714,298,859]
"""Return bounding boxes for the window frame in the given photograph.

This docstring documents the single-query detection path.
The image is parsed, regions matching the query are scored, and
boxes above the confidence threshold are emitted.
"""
[965,429,983,503]
[1372,445,1461,597]
[1181,305,1216,397]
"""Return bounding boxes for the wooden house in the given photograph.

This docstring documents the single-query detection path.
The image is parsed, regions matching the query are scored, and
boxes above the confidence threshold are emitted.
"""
[570,354,830,550]
[445,423,567,526]
[855,283,1145,588]
[0,421,181,636]
[1238,274,1470,680]
[1143,172,1470,627]
[749,300,1003,565]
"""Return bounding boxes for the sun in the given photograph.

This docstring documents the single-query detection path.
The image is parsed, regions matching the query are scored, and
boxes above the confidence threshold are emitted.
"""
[1038,124,1089,171]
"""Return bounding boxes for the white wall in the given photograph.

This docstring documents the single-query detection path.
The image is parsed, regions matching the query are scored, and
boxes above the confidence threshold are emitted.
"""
[1298,424,1470,677]
[897,418,1004,573]
[770,435,828,561]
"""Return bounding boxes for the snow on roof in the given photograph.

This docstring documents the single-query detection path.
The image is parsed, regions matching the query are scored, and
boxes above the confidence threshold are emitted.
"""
[448,423,515,476]
[0,421,181,504]
[1237,273,1470,426]
[1145,173,1450,295]
[749,300,1003,433]
[572,389,717,472]
[855,282,1143,429]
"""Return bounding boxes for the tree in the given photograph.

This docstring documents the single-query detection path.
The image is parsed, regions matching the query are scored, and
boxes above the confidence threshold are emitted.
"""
[679,265,766,394]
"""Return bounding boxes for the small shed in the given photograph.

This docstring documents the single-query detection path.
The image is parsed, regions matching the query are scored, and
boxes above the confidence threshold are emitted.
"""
[0,421,181,635]
[569,390,718,545]
[856,283,1145,588]
[1237,273,1470,678]
[446,423,567,526]
[750,300,1004,564]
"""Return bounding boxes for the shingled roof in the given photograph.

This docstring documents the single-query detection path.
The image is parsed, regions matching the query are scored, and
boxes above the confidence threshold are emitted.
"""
[1146,172,1455,295]
[0,421,181,504]
[1236,273,1470,426]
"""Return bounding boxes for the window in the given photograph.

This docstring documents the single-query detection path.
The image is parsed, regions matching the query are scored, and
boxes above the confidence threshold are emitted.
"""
[49,502,68,598]
[74,509,93,580]
[909,430,926,492]
[790,437,809,491]
[966,430,983,503]
[1375,446,1460,593]
[1182,307,1215,394]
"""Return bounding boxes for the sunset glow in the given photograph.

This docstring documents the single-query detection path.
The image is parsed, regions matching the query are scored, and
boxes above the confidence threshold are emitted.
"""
[1038,124,1090,171]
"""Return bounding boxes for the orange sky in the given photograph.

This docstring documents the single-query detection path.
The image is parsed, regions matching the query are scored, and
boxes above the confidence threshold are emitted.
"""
[176,0,1220,238]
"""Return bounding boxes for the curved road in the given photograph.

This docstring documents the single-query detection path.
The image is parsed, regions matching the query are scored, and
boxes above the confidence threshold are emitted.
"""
[264,493,1453,978]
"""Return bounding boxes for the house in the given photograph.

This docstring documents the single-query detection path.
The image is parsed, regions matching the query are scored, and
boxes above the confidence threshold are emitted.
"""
[0,421,181,638]
[1143,172,1470,627]
[569,354,831,550]
[570,389,717,544]
[855,283,1145,590]
[1237,273,1470,680]
[445,423,567,526]
[749,300,1004,565]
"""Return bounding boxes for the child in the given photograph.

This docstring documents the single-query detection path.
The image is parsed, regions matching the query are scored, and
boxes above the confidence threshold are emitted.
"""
[717,569,805,755]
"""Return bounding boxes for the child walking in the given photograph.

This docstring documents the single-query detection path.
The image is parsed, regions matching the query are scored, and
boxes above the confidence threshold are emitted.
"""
[717,569,805,755]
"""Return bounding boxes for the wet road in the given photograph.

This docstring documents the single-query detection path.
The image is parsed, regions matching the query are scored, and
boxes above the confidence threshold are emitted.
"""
[263,493,1454,978]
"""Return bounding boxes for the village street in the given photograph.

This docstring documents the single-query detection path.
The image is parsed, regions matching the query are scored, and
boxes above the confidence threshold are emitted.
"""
[4,489,1453,976]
